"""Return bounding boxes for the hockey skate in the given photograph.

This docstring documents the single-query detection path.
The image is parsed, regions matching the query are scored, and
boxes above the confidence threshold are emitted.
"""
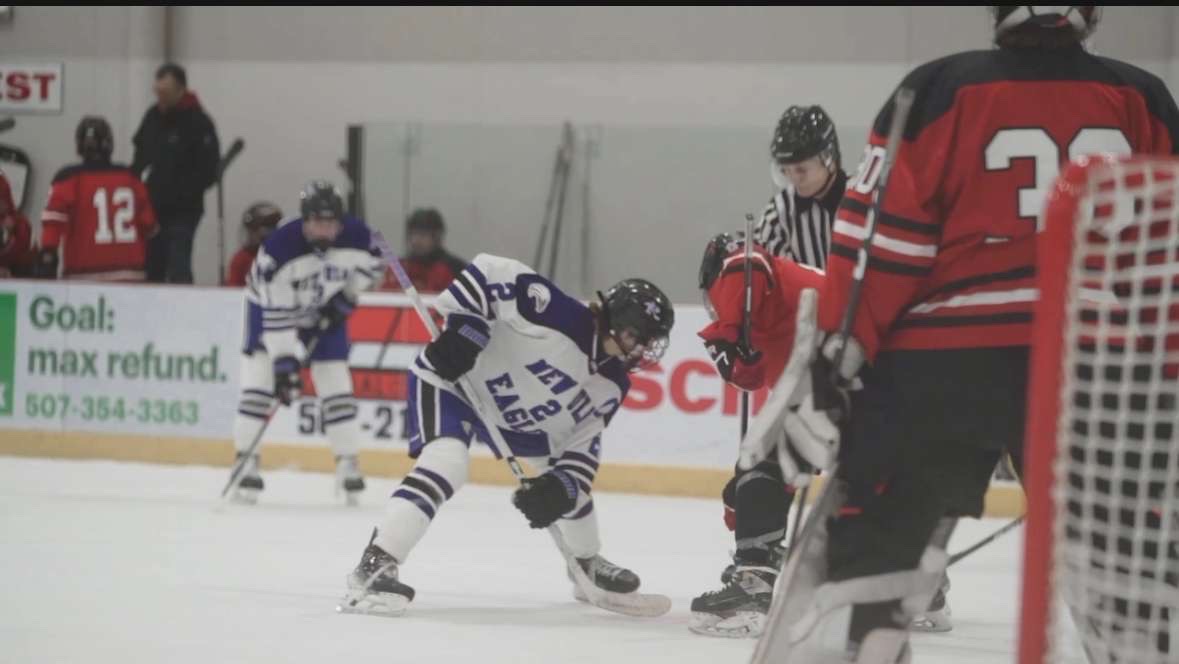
[338,542,415,617]
[230,452,264,504]
[334,455,365,506]
[690,565,778,638]
[910,573,952,633]
[688,563,778,641]
[568,554,641,603]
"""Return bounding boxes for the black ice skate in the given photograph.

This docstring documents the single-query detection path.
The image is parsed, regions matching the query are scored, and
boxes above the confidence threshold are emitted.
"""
[689,565,778,638]
[910,573,952,633]
[334,455,365,506]
[338,541,415,617]
[568,554,640,602]
[231,452,263,504]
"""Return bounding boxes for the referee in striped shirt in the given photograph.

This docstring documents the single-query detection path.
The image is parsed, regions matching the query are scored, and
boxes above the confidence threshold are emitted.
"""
[754,105,847,270]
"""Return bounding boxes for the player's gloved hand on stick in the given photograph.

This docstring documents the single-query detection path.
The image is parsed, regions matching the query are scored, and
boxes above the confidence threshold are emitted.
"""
[704,338,765,391]
[273,356,303,406]
[424,316,489,382]
[511,470,579,529]
[318,291,356,331]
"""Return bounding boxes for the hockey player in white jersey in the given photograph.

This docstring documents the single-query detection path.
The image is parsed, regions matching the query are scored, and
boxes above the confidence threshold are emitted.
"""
[342,255,675,614]
[230,181,384,504]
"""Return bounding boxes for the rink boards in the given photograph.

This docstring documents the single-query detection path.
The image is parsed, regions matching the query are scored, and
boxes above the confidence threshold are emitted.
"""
[0,279,1024,515]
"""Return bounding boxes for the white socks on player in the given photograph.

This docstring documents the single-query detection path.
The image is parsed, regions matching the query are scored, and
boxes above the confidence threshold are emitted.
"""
[311,361,362,458]
[233,352,275,454]
[375,437,469,562]
[557,504,602,559]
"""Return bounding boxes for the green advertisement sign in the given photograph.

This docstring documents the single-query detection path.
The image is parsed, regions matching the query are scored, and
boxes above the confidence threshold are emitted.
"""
[0,292,15,416]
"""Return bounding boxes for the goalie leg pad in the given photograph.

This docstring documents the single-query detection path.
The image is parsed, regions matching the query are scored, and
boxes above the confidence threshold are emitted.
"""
[756,517,954,662]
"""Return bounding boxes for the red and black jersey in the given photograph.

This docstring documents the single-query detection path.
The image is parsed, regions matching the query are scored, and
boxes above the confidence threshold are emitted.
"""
[0,171,33,276]
[699,248,824,389]
[41,162,157,281]
[820,43,1179,359]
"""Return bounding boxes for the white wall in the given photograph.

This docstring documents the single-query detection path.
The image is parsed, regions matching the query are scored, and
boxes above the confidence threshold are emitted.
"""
[3,6,1177,295]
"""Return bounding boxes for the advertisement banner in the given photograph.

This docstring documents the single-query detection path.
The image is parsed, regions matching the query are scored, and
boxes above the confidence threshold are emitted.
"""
[0,281,752,470]
[0,63,64,113]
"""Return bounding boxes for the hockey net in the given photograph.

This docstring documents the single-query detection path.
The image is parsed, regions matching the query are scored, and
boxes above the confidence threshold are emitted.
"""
[1020,155,1179,664]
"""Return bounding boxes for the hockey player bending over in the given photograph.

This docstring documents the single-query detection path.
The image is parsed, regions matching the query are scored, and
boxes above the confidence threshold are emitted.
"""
[231,181,384,504]
[690,233,824,637]
[752,6,1179,662]
[343,257,674,615]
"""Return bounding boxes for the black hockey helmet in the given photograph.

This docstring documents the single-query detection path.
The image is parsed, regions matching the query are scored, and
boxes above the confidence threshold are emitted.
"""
[299,180,345,222]
[992,6,1100,41]
[698,232,744,292]
[597,278,674,372]
[770,105,840,170]
[406,208,445,236]
[76,116,114,163]
[242,201,283,229]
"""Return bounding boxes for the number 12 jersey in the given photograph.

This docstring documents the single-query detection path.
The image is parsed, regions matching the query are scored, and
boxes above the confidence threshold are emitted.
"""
[41,163,157,281]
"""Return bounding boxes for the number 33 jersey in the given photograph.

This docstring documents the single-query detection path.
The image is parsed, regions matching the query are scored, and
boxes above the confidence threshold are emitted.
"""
[40,163,157,281]
[821,43,1179,359]
[413,253,631,460]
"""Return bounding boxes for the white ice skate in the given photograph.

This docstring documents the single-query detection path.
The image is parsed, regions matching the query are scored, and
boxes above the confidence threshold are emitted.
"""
[334,455,365,507]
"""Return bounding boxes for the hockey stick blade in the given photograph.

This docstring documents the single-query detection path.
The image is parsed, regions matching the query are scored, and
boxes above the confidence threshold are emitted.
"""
[738,288,819,471]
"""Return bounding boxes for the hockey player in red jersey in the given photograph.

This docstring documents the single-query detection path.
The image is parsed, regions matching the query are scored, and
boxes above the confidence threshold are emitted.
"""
[37,117,157,281]
[225,201,282,287]
[689,233,825,637]
[0,171,33,278]
[750,7,1179,662]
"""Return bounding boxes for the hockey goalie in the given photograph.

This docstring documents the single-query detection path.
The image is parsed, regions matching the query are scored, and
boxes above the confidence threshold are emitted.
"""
[740,6,1179,663]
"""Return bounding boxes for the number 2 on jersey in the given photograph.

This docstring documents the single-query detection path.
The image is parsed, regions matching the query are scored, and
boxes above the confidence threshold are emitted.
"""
[92,187,137,244]
[984,127,1132,229]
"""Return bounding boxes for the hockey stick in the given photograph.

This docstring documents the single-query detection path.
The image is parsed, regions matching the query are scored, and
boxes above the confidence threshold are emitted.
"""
[370,231,671,618]
[947,515,1024,567]
[788,486,809,549]
[826,87,914,398]
[220,321,328,500]
[740,212,754,442]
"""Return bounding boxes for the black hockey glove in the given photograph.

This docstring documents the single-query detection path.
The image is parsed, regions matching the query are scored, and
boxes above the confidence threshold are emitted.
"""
[33,247,59,280]
[318,291,356,331]
[704,338,764,391]
[512,470,579,529]
[273,356,303,406]
[423,317,489,382]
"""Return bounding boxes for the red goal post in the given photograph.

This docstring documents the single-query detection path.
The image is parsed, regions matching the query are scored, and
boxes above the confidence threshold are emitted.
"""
[1020,154,1179,664]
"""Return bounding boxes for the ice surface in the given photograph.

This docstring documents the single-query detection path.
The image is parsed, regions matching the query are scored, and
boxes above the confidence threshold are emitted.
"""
[0,457,1051,663]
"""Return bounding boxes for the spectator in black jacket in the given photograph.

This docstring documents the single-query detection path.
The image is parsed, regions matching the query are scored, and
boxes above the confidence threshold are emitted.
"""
[132,63,220,284]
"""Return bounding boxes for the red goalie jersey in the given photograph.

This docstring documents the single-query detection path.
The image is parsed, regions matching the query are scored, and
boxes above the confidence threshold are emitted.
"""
[41,163,157,281]
[698,246,824,390]
[820,43,1179,359]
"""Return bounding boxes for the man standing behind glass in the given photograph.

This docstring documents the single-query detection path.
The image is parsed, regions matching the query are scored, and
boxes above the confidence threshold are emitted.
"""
[132,63,220,283]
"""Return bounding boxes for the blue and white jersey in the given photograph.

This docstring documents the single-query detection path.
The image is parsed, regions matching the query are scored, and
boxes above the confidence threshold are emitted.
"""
[414,253,631,461]
[246,215,384,361]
